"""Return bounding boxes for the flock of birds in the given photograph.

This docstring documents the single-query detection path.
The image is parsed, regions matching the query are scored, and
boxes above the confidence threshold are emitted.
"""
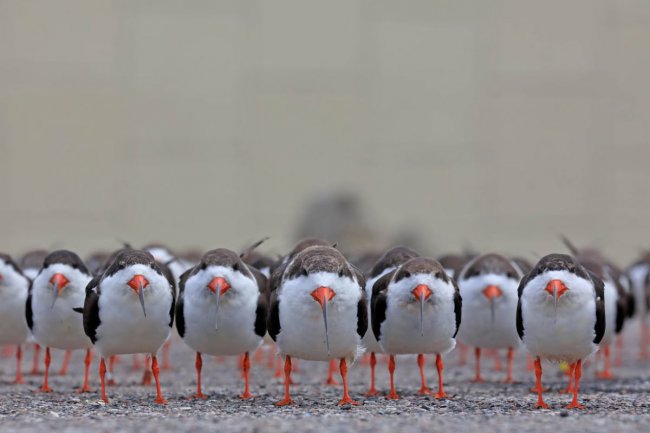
[1,237,649,410]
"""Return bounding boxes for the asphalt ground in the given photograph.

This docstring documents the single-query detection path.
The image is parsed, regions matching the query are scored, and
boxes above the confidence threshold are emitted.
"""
[1,323,649,433]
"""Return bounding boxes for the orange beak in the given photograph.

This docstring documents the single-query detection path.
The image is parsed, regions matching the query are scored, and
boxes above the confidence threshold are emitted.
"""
[127,275,149,317]
[412,284,433,301]
[482,285,502,300]
[49,273,70,308]
[545,279,568,318]
[545,279,568,299]
[311,286,336,355]
[208,277,231,295]
[412,284,432,335]
[127,275,149,293]
[311,286,336,307]
[482,285,502,322]
[208,277,231,330]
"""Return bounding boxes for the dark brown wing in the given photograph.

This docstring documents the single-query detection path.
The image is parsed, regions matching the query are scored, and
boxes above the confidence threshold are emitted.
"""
[267,289,281,341]
[589,271,606,344]
[452,278,462,337]
[371,270,394,342]
[83,276,101,344]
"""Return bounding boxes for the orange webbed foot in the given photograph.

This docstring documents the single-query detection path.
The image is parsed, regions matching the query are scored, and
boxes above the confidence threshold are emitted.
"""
[385,391,400,400]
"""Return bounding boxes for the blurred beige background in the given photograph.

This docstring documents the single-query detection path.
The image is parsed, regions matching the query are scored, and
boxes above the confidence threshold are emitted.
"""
[1,1,649,263]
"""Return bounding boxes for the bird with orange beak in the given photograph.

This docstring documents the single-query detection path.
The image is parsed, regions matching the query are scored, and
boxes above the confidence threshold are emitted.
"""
[362,246,420,396]
[517,253,605,409]
[81,249,175,404]
[456,253,523,383]
[28,250,93,393]
[0,253,31,384]
[268,244,367,406]
[175,248,268,399]
[371,257,461,400]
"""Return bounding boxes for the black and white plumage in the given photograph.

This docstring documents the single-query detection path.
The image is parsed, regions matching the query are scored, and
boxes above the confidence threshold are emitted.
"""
[176,248,268,399]
[456,253,523,383]
[371,257,461,399]
[0,253,31,383]
[268,244,367,406]
[362,246,419,396]
[82,249,175,404]
[575,258,626,380]
[28,250,93,392]
[516,253,605,409]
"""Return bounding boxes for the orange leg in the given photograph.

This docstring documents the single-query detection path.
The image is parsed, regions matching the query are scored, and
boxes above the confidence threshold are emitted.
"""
[614,334,624,368]
[473,348,484,382]
[161,340,172,371]
[504,347,514,383]
[365,352,379,396]
[39,347,53,392]
[191,352,207,399]
[30,343,41,375]
[151,355,167,404]
[386,354,399,400]
[337,358,359,405]
[132,354,143,370]
[107,355,117,386]
[266,345,276,369]
[325,359,339,385]
[240,352,253,399]
[492,349,502,372]
[99,357,108,403]
[458,342,468,366]
[560,362,576,394]
[77,349,92,393]
[596,345,614,379]
[142,355,152,385]
[59,350,72,375]
[417,354,432,395]
[274,356,284,378]
[238,354,245,378]
[566,359,584,409]
[14,345,23,384]
[434,354,447,399]
[533,357,549,409]
[274,355,293,406]
[1,345,13,358]
[254,347,264,363]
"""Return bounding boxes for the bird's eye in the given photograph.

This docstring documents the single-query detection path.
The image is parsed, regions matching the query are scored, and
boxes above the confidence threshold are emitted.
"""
[43,264,49,269]
[72,263,78,269]
[118,263,125,270]
[233,263,240,272]
[403,271,411,279]
[150,263,156,269]
[338,269,344,278]
[300,268,308,277]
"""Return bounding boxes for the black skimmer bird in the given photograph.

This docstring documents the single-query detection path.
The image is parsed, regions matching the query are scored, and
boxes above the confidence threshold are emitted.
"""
[625,252,650,358]
[371,257,461,399]
[437,254,467,280]
[27,250,93,392]
[268,244,367,405]
[82,249,175,404]
[19,250,50,376]
[0,253,31,383]
[363,246,419,396]
[456,253,523,383]
[176,248,268,399]
[575,257,627,380]
[517,253,605,409]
